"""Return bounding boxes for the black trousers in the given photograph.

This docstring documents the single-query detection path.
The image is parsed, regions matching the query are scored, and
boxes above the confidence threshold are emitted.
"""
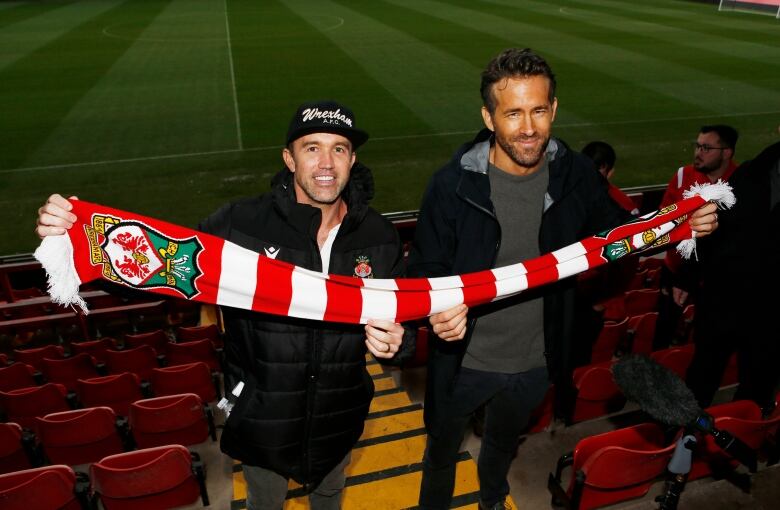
[418,366,549,509]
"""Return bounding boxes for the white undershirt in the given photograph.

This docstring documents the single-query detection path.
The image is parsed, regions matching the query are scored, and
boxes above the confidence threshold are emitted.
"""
[319,224,341,274]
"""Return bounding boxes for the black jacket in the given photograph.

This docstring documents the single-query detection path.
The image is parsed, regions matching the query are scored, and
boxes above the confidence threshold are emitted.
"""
[407,129,629,426]
[199,164,411,486]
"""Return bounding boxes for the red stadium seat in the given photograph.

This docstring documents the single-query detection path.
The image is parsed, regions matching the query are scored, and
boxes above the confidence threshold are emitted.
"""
[0,353,7,365]
[90,445,209,509]
[526,385,555,434]
[129,393,215,449]
[0,422,33,475]
[69,338,113,364]
[104,345,159,382]
[150,362,218,402]
[176,324,221,347]
[571,360,625,423]
[627,312,658,355]
[720,352,738,387]
[590,317,628,363]
[12,345,65,371]
[0,383,70,432]
[165,339,220,372]
[41,353,99,392]
[624,289,660,318]
[650,344,695,380]
[548,423,675,510]
[36,407,125,466]
[123,329,170,355]
[0,464,85,510]
[0,362,38,392]
[77,373,143,417]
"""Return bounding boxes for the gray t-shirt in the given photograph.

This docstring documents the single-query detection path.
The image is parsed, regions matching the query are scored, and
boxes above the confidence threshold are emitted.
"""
[462,159,549,373]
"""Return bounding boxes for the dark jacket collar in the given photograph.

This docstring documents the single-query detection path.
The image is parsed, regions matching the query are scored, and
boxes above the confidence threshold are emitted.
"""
[270,162,374,237]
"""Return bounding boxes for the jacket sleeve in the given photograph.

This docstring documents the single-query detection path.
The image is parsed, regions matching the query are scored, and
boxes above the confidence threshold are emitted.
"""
[378,228,418,367]
[406,172,458,278]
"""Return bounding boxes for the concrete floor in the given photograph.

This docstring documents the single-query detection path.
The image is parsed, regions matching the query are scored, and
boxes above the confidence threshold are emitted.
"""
[174,366,779,510]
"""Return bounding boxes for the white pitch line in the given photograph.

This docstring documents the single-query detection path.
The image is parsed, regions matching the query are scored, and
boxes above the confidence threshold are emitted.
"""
[224,0,243,151]
[3,109,780,174]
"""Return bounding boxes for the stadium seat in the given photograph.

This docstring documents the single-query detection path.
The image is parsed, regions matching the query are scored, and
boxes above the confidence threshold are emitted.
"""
[12,345,65,371]
[123,329,170,355]
[0,362,38,392]
[129,393,216,449]
[77,373,143,417]
[41,353,99,392]
[548,422,675,510]
[526,384,555,434]
[637,257,664,272]
[90,445,209,509]
[720,352,738,387]
[688,400,780,481]
[624,289,660,318]
[0,422,33,475]
[150,362,218,402]
[10,287,45,300]
[69,338,113,364]
[104,345,160,382]
[0,464,87,510]
[627,312,659,355]
[0,383,70,431]
[176,324,221,346]
[625,268,649,291]
[36,407,126,466]
[650,343,695,380]
[403,326,430,368]
[590,317,628,363]
[0,353,8,365]
[570,360,625,423]
[165,339,221,372]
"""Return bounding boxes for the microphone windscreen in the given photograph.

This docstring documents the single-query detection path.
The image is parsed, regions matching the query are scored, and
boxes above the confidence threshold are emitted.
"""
[613,354,701,426]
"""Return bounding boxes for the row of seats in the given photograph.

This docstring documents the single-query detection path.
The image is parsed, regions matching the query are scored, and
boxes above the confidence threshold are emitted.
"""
[1,393,215,472]
[548,398,780,510]
[0,445,209,509]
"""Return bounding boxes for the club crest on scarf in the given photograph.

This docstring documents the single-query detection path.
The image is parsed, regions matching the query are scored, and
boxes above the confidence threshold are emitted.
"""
[353,255,373,278]
[84,215,203,298]
[597,205,683,262]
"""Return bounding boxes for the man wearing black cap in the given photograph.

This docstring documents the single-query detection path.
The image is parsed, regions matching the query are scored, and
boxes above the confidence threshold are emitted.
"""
[35,100,412,510]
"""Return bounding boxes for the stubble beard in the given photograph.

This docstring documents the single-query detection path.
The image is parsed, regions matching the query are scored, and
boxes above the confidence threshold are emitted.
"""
[694,155,722,175]
[297,176,347,206]
[496,132,550,170]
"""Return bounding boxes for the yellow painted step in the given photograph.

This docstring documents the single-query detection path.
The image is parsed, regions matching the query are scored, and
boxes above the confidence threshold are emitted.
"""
[360,408,424,441]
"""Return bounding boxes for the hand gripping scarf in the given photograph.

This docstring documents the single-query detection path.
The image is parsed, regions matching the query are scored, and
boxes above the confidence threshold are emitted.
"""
[34,182,733,324]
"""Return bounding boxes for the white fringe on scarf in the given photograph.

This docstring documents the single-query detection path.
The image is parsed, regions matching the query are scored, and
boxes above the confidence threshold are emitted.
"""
[33,234,88,314]
[676,180,735,260]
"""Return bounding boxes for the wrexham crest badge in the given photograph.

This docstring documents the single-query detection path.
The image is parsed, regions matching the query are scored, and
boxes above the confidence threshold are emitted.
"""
[85,216,203,298]
[353,255,373,279]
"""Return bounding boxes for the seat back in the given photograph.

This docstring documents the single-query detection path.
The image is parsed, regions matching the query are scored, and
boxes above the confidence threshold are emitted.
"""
[12,345,65,371]
[129,393,209,448]
[70,338,113,364]
[590,317,628,363]
[0,362,37,392]
[571,361,625,423]
[624,289,660,317]
[90,445,201,509]
[77,372,142,417]
[151,362,216,402]
[627,312,659,355]
[105,345,158,382]
[176,324,219,344]
[166,339,220,371]
[41,353,98,392]
[0,422,32,475]
[36,407,124,466]
[0,383,69,431]
[123,329,170,354]
[0,465,80,510]
[650,344,695,380]
[569,423,673,510]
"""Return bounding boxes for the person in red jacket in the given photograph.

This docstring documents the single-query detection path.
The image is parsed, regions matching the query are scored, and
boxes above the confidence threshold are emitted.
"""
[654,125,738,349]
[582,141,639,216]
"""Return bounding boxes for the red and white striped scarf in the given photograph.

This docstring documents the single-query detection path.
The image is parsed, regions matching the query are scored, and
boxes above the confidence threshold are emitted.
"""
[34,182,733,324]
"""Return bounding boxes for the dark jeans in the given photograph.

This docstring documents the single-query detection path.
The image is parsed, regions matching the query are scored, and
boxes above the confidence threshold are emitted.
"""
[418,366,550,509]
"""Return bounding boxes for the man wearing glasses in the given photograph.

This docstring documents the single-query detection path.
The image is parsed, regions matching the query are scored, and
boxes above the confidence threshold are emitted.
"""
[653,125,739,351]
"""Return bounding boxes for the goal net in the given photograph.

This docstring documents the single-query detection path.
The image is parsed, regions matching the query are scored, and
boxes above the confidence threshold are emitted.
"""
[718,0,780,18]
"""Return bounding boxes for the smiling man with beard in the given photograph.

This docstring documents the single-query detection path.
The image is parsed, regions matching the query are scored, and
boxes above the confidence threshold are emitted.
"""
[407,48,720,510]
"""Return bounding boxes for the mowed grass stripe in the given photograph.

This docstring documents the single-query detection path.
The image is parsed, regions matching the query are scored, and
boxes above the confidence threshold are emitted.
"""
[23,0,238,167]
[519,0,780,90]
[0,1,123,73]
[0,0,172,170]
[583,0,780,45]
[283,0,482,134]
[226,0,431,148]
[379,0,705,126]
[0,0,74,30]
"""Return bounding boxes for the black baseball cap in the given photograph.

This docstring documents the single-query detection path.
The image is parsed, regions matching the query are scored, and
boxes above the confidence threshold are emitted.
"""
[286,100,369,149]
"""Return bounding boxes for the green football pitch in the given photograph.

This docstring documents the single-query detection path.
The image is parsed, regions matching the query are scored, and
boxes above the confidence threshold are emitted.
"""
[1,0,778,254]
